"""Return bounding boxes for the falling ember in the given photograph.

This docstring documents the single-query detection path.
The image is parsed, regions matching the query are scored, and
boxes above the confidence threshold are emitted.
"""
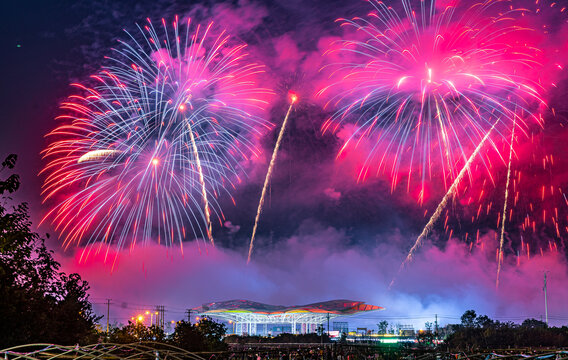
[496,119,516,288]
[247,94,297,263]
[188,121,214,247]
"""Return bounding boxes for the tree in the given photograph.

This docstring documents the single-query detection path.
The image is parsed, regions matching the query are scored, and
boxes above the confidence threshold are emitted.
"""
[460,310,477,327]
[108,322,165,343]
[170,320,206,351]
[170,318,227,351]
[377,320,388,334]
[108,323,139,344]
[0,154,100,347]
[417,330,434,346]
[475,315,493,329]
[446,311,568,350]
[195,317,227,351]
[521,318,547,329]
[48,273,101,344]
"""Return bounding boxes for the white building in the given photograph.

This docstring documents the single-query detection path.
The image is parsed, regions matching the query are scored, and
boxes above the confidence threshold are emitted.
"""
[193,299,383,336]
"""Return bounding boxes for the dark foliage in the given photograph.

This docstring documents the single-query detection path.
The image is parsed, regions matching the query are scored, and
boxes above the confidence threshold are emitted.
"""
[445,310,568,350]
[225,332,331,344]
[107,322,165,343]
[0,154,100,348]
[416,330,437,346]
[170,318,228,351]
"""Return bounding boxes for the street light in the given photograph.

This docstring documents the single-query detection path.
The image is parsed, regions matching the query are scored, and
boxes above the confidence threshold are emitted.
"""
[145,310,160,326]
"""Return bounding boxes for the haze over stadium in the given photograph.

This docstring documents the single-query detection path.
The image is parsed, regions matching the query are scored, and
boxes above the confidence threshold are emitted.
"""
[2,0,568,331]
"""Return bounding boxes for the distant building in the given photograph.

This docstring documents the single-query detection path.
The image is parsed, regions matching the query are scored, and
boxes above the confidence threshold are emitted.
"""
[193,299,383,336]
[398,324,415,336]
[333,321,349,333]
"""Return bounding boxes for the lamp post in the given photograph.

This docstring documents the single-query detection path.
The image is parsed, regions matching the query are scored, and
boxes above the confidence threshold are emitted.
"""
[146,310,159,327]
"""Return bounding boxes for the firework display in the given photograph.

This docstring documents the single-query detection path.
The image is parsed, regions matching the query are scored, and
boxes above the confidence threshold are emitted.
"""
[315,0,568,285]
[36,0,568,288]
[319,0,545,196]
[41,17,272,253]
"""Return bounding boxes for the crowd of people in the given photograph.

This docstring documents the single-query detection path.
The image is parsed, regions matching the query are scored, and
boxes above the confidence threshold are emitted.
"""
[209,344,407,360]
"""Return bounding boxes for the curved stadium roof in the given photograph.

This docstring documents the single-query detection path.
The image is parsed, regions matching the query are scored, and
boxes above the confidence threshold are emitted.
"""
[193,299,383,315]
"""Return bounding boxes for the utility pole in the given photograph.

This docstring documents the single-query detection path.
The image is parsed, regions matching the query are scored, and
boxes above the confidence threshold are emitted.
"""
[435,314,439,342]
[106,299,111,335]
[544,271,549,326]
[327,313,330,335]
[155,306,159,328]
[186,309,192,324]
[158,306,161,328]
[435,314,438,333]
[154,306,161,329]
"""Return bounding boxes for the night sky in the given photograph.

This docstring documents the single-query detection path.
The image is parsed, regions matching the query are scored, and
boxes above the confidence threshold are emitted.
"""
[2,0,568,330]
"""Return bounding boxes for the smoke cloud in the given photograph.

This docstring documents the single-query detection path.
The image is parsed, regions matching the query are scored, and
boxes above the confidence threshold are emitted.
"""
[59,223,568,328]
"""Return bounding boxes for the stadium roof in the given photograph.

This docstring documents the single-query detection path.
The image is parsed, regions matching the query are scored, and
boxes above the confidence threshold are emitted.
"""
[193,299,384,315]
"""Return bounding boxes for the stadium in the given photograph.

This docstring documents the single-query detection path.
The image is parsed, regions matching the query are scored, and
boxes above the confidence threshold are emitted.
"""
[193,300,383,335]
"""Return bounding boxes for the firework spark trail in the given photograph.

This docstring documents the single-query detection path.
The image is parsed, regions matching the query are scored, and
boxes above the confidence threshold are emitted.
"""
[187,121,214,247]
[496,118,517,288]
[247,94,297,263]
[77,150,120,163]
[389,118,501,288]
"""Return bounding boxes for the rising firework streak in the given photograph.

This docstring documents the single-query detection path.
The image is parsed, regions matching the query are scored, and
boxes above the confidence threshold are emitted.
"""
[390,118,502,288]
[186,116,214,247]
[497,118,517,288]
[247,93,297,263]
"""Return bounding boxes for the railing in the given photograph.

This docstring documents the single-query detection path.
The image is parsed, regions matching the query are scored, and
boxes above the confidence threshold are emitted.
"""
[2,342,567,360]
[0,341,206,360]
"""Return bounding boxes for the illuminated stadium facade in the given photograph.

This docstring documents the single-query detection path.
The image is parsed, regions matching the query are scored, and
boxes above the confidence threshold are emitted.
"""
[193,300,383,335]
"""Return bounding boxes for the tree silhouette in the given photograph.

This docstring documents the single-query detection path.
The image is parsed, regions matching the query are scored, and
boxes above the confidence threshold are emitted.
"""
[0,154,100,347]
[170,318,227,351]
